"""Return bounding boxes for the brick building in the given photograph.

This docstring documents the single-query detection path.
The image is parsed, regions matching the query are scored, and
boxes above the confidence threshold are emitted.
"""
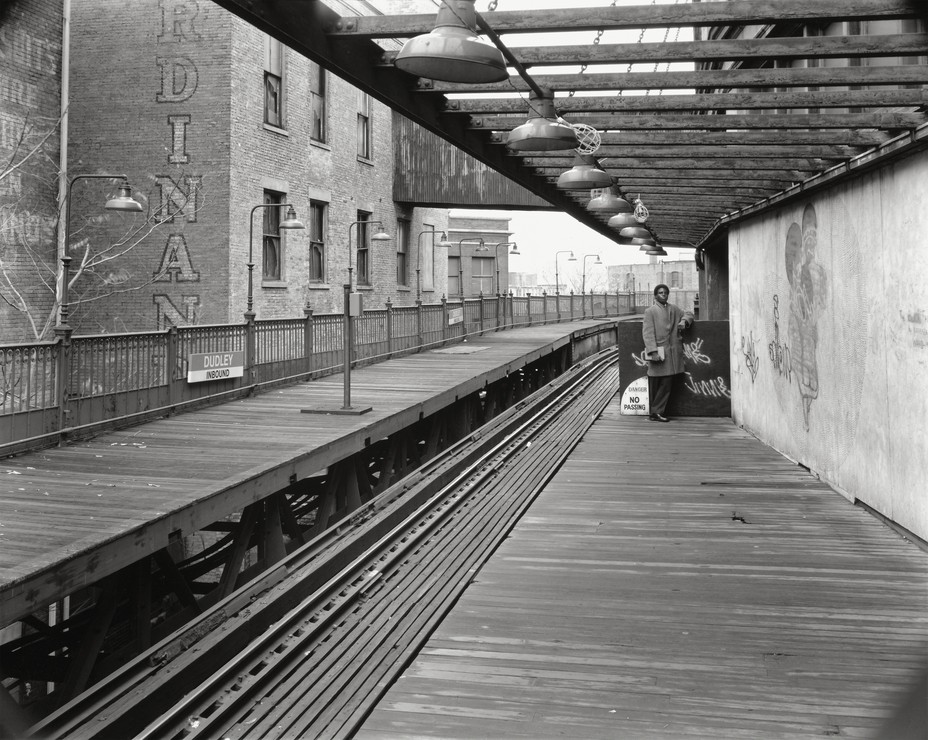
[0,0,63,340]
[0,0,449,339]
[446,213,513,297]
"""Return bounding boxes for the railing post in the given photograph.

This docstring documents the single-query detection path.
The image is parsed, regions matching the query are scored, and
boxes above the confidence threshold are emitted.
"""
[569,291,575,321]
[582,290,587,319]
[245,310,256,384]
[303,302,314,376]
[542,291,548,325]
[54,323,72,442]
[526,292,532,326]
[416,298,423,349]
[386,297,394,357]
[166,326,178,408]
[441,295,449,342]
[507,291,514,329]
[478,292,485,333]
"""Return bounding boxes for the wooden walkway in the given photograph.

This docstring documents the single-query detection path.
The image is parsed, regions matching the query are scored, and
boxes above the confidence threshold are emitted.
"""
[0,320,613,627]
[358,408,928,739]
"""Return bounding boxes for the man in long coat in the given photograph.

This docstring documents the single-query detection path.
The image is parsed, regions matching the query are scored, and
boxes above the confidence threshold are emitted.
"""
[642,284,694,422]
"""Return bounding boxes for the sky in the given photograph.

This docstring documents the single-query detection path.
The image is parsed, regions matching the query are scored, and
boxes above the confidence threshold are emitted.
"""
[446,0,697,281]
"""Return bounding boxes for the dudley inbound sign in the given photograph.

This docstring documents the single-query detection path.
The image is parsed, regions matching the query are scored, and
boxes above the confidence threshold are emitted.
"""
[187,351,245,383]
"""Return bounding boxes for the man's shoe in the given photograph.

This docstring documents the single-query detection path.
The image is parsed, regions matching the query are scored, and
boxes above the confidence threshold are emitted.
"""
[649,413,670,422]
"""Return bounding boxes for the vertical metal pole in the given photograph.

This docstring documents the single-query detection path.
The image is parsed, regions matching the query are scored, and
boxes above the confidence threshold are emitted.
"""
[342,281,352,410]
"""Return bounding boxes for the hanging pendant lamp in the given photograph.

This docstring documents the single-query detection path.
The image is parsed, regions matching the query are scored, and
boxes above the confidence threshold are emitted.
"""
[619,226,652,241]
[507,91,578,151]
[607,212,638,230]
[645,245,667,256]
[588,185,632,216]
[394,0,508,83]
[556,154,612,190]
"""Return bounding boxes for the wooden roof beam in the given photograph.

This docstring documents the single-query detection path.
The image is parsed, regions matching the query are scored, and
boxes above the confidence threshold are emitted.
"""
[330,0,925,38]
[471,112,926,131]
[445,89,928,114]
[383,33,928,67]
[419,65,928,93]
[496,130,891,146]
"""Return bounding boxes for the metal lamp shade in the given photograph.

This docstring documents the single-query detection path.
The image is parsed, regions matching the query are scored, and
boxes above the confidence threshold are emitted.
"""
[645,246,668,256]
[556,155,612,190]
[607,212,639,230]
[279,206,305,230]
[619,226,652,240]
[616,236,655,247]
[394,1,508,83]
[371,230,392,242]
[507,94,578,151]
[588,186,632,215]
[105,184,143,212]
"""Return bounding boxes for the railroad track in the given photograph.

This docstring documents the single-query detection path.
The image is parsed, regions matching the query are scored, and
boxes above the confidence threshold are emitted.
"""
[32,348,620,740]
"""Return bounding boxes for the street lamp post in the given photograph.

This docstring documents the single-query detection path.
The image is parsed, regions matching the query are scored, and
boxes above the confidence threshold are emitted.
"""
[493,242,519,296]
[554,250,577,297]
[57,174,143,331]
[457,238,484,298]
[342,219,391,412]
[245,203,305,321]
[581,253,603,295]
[56,174,142,438]
[416,228,451,302]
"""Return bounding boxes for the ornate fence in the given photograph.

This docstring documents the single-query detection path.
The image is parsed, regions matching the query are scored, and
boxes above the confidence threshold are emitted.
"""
[1,292,637,455]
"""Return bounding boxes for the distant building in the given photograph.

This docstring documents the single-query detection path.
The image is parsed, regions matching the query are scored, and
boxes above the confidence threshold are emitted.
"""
[447,214,512,298]
[607,256,699,312]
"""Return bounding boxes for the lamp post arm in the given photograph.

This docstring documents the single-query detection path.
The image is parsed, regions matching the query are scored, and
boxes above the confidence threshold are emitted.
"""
[246,202,298,320]
[59,174,131,330]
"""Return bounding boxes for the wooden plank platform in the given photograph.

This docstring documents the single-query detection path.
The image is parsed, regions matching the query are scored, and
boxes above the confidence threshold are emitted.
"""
[358,408,928,739]
[0,320,614,626]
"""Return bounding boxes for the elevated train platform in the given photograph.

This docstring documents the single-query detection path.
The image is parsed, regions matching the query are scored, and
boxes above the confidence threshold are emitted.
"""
[1,318,925,738]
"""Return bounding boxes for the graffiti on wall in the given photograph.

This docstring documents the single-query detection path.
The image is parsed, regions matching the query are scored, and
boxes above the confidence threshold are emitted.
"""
[785,204,828,429]
[768,294,791,382]
[741,331,759,383]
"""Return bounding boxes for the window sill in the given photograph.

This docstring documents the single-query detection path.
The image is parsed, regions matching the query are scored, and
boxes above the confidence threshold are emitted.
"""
[308,283,332,290]
[356,156,374,166]
[263,123,289,137]
[356,284,374,291]
[310,140,331,151]
[261,280,288,289]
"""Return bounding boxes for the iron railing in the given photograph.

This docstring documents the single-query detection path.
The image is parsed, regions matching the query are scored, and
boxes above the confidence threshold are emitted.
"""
[1,292,639,455]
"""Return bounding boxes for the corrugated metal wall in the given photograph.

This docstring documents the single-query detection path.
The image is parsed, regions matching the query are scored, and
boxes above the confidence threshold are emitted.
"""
[392,115,552,209]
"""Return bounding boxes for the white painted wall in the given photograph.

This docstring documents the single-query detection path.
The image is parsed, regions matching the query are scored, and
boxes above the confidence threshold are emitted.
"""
[728,148,928,540]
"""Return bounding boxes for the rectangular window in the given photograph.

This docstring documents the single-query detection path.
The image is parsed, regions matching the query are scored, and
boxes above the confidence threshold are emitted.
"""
[264,36,284,128]
[356,211,371,286]
[309,200,326,282]
[357,91,372,160]
[448,256,461,297]
[396,219,409,286]
[263,190,283,280]
[473,257,494,296]
[670,271,682,288]
[310,61,326,142]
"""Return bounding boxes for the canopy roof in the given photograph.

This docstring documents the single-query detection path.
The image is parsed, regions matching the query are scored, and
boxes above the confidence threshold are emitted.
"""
[212,0,928,249]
